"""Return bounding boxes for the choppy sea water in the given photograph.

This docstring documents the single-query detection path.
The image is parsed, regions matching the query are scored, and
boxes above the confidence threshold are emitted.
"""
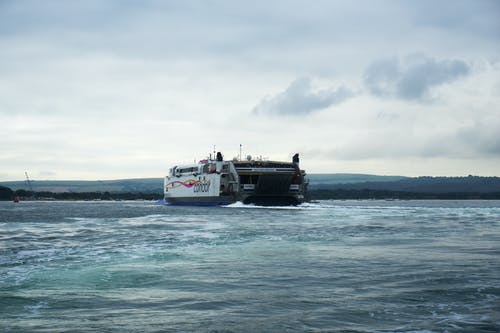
[1,200,499,333]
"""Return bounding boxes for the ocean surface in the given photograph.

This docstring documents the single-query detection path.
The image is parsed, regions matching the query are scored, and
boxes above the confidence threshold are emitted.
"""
[1,200,499,332]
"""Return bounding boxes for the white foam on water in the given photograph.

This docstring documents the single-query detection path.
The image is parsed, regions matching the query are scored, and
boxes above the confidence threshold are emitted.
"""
[405,331,435,333]
[224,201,254,208]
[118,214,167,226]
[2,265,36,286]
[377,330,436,333]
[23,301,48,315]
[224,201,328,210]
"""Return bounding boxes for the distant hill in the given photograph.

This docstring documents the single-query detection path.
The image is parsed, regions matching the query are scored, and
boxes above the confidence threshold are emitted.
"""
[0,178,164,194]
[307,173,409,188]
[0,174,407,193]
[321,176,500,193]
[1,174,499,194]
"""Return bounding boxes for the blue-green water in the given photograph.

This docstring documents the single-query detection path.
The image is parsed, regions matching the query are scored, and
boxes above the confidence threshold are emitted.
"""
[1,200,499,332]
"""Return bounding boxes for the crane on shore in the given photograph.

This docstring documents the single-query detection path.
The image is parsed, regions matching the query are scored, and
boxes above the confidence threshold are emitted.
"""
[25,171,36,199]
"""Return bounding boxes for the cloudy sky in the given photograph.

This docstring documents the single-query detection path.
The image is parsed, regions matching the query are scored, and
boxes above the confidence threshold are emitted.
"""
[1,0,499,180]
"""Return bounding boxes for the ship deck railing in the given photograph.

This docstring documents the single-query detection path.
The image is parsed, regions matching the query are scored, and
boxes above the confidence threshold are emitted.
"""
[235,167,295,172]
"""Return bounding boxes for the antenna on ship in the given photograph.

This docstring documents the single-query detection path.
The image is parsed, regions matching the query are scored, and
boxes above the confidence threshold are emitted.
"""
[239,144,242,161]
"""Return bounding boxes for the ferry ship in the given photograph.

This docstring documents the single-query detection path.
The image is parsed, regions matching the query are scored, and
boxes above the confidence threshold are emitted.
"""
[164,152,308,206]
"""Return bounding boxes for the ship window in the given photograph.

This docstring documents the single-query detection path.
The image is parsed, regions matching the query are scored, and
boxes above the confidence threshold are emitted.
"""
[178,167,198,174]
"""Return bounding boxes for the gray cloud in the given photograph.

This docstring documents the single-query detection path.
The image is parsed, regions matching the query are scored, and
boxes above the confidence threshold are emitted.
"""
[364,55,471,100]
[456,121,500,156]
[306,117,500,162]
[407,0,500,39]
[252,77,353,115]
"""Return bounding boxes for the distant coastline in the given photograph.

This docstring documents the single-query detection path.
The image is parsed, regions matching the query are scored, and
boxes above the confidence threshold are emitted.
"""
[309,189,500,200]
[2,189,500,202]
[2,174,500,201]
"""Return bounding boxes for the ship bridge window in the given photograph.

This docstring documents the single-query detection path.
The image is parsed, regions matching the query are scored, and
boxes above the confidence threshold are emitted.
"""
[178,167,198,174]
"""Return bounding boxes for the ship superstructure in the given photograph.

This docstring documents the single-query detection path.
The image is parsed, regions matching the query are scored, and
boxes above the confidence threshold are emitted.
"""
[164,152,308,206]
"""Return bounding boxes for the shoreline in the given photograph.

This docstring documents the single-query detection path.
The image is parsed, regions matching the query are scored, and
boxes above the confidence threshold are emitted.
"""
[2,189,500,202]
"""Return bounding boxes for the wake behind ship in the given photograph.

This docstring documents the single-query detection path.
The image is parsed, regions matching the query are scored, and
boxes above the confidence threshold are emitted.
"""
[164,153,308,206]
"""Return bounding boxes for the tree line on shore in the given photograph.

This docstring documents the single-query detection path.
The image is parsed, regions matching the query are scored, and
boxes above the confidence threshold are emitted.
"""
[309,189,500,200]
[0,187,161,201]
[2,185,500,201]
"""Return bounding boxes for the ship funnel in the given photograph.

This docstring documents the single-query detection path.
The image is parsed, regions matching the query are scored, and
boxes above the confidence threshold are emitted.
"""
[216,151,223,172]
[292,153,299,166]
